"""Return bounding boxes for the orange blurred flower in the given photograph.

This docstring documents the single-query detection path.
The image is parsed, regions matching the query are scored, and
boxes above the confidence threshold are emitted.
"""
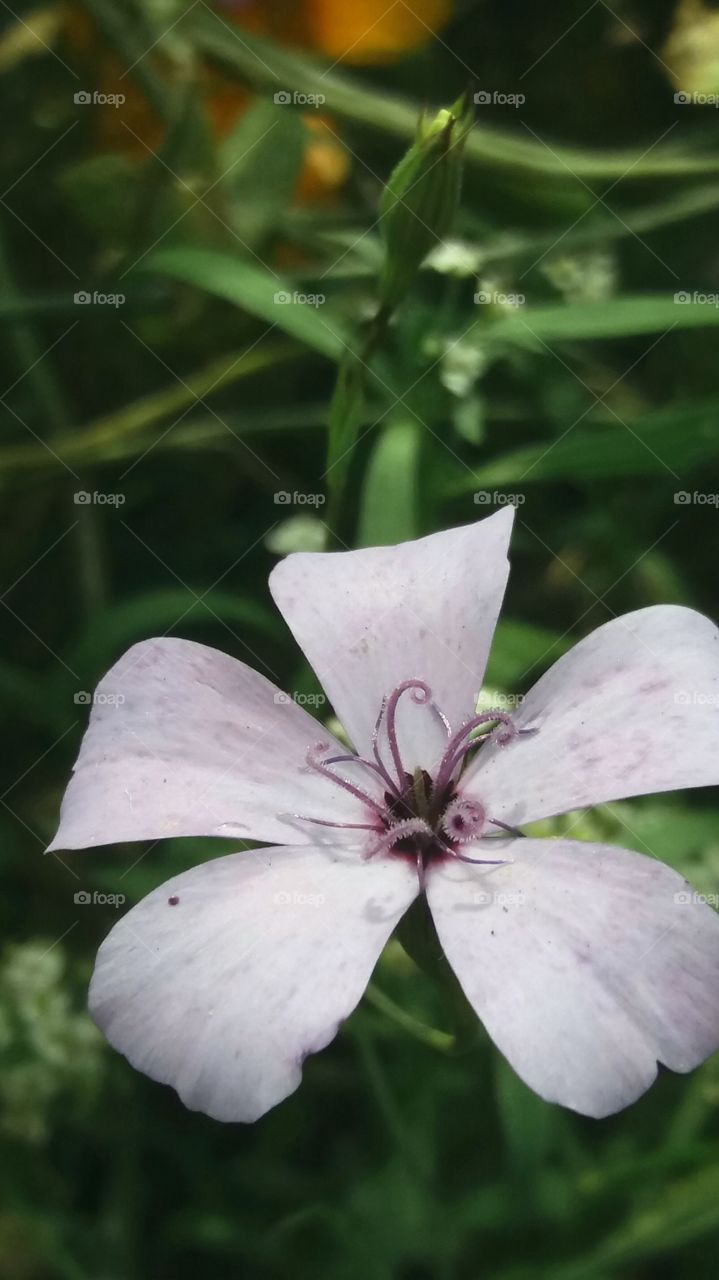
[66,0,453,201]
[219,0,453,63]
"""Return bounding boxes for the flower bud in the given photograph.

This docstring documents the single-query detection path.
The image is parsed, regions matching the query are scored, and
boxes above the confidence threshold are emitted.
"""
[378,90,474,310]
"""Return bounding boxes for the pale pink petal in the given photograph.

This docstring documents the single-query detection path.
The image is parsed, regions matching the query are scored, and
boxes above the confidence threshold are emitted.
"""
[89,845,418,1121]
[464,605,719,826]
[50,638,377,851]
[269,510,514,771]
[427,838,719,1117]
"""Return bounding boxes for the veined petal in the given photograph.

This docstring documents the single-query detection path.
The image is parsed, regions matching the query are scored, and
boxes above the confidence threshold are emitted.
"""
[465,605,719,826]
[89,844,418,1121]
[269,510,514,771]
[50,638,376,851]
[427,837,719,1118]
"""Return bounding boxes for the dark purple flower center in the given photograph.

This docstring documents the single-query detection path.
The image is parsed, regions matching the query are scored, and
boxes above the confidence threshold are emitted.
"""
[292,679,529,888]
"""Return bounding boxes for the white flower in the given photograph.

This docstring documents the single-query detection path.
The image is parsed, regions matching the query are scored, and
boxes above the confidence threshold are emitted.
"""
[50,509,719,1121]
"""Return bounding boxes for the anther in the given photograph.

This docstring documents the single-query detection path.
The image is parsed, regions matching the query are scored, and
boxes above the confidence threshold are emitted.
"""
[442,797,486,843]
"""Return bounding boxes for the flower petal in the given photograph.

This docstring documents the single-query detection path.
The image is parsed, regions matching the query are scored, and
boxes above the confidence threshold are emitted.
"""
[427,837,719,1117]
[89,845,418,1121]
[464,605,719,826]
[269,510,514,770]
[50,638,376,851]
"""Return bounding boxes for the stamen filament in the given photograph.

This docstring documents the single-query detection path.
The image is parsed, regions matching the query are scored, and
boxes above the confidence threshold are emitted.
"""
[371,697,400,794]
[433,710,518,796]
[305,744,387,819]
[279,812,380,832]
[323,753,392,788]
[383,680,432,790]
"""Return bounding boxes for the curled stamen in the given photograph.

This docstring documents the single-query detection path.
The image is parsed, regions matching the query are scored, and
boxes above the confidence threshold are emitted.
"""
[383,680,432,790]
[442,797,486,844]
[362,817,433,862]
[433,710,519,796]
[305,743,387,819]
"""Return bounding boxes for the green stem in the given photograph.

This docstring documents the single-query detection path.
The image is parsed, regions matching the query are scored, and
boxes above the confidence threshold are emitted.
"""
[364,983,455,1054]
[0,341,297,474]
[324,302,393,543]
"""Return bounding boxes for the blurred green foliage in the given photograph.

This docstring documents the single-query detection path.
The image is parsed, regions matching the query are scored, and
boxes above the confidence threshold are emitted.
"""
[3,0,719,1276]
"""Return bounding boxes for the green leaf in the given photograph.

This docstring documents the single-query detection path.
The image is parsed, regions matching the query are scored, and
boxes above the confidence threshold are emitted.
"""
[485,620,571,689]
[144,246,349,359]
[64,589,278,682]
[483,296,719,346]
[325,351,367,502]
[446,398,719,490]
[357,418,421,546]
[494,1057,558,1180]
[218,101,306,243]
